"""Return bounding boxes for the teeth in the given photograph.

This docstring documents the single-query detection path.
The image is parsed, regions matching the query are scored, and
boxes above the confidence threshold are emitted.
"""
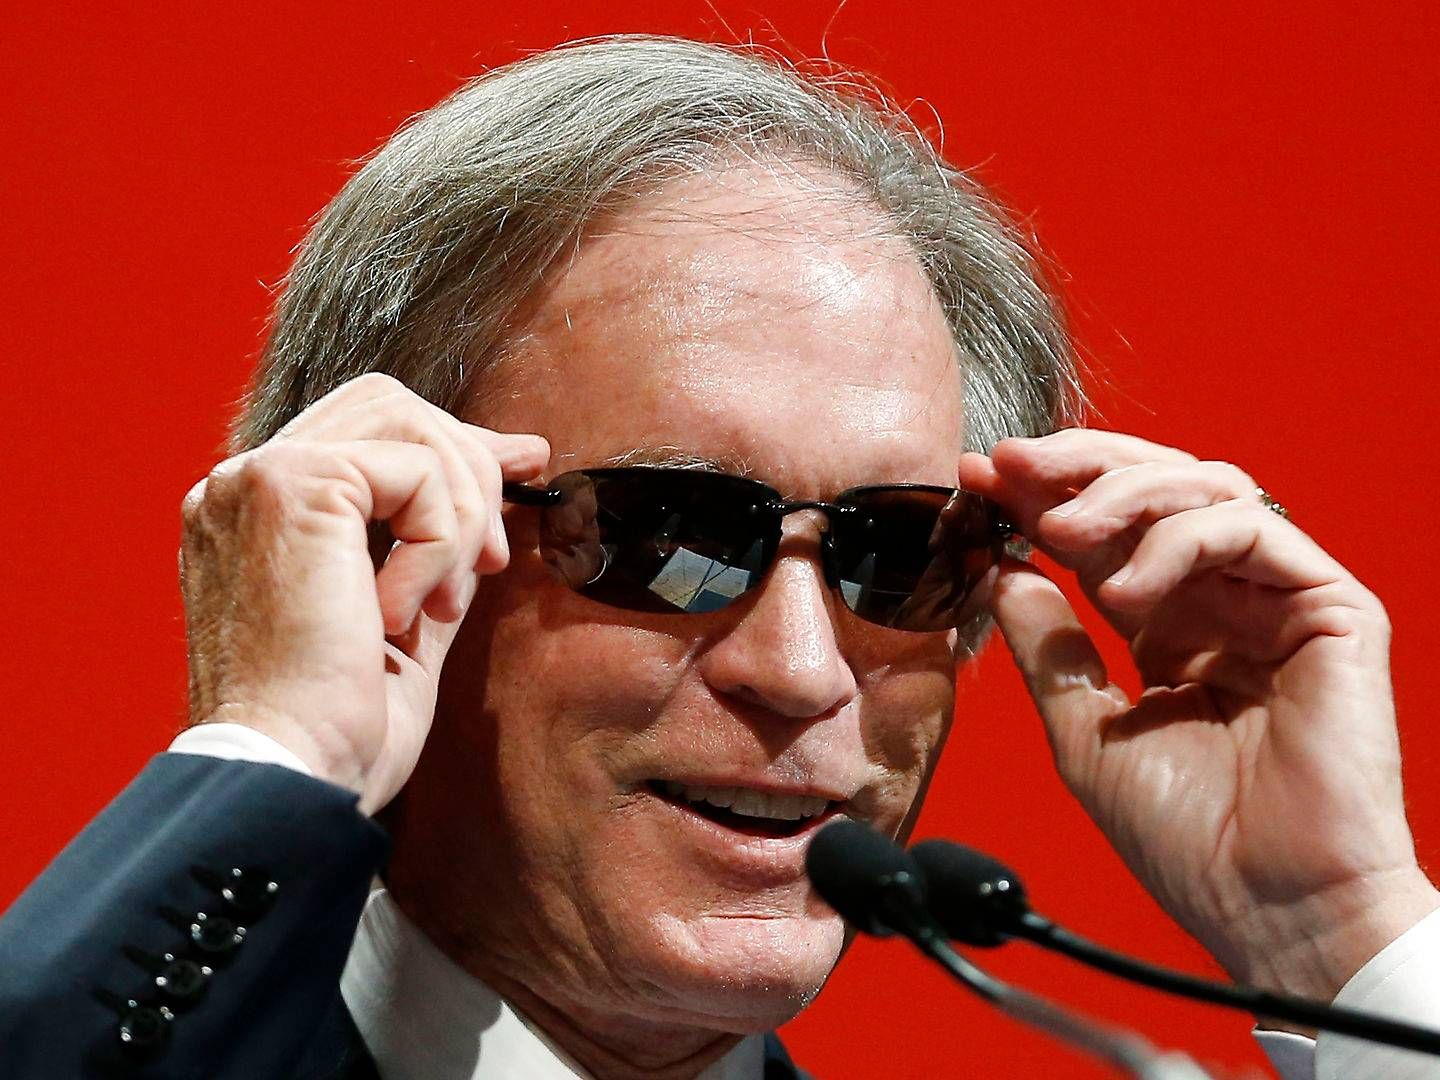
[687,784,735,808]
[659,781,830,821]
[730,789,776,817]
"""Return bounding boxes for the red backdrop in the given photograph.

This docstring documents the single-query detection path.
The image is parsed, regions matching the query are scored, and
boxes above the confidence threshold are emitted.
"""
[5,4,1437,1077]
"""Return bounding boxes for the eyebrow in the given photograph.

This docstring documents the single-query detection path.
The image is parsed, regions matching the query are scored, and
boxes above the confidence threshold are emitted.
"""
[595,446,756,475]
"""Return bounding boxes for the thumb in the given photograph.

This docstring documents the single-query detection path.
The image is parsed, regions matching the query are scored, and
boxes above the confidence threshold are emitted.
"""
[367,613,457,814]
[407,605,465,674]
[990,557,1130,789]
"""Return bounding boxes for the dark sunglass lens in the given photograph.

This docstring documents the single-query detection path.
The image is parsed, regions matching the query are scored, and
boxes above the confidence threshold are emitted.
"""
[538,470,778,615]
[830,488,1003,631]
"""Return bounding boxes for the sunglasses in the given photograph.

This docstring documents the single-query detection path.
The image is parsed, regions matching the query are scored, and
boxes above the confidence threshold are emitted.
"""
[501,467,1011,632]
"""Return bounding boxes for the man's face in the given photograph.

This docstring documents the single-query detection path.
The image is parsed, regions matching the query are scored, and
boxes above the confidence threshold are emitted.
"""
[386,162,967,1038]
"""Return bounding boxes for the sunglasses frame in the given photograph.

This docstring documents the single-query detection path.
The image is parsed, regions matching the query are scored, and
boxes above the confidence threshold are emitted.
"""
[501,467,1014,630]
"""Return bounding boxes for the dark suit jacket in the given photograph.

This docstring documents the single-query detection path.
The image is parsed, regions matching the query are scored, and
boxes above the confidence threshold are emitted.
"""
[0,754,810,1079]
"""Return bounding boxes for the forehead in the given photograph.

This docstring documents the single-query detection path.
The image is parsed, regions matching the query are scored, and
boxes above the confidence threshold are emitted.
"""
[480,162,966,494]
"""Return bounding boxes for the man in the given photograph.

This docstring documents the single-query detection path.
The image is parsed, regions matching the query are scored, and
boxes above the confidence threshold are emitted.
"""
[2,35,1436,1080]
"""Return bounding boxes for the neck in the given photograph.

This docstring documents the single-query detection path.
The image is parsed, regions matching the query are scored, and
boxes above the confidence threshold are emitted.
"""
[486,970,747,1080]
[388,884,749,1080]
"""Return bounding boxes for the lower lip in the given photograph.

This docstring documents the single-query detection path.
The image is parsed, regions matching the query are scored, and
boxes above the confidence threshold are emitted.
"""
[643,789,845,884]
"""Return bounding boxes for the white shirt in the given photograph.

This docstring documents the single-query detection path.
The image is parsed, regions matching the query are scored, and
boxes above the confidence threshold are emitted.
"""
[169,724,1440,1079]
[340,885,763,1080]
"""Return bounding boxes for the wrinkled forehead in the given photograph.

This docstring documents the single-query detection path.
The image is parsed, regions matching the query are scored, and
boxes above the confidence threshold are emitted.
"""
[479,163,966,495]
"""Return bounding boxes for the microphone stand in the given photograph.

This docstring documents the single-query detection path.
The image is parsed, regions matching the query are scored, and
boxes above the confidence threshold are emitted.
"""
[895,911,1217,1079]
[909,836,1440,1059]
[1008,911,1440,1058]
[805,821,1216,1077]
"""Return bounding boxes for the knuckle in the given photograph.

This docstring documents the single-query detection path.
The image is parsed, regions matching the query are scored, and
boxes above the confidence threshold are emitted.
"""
[1370,600,1393,640]
[477,449,503,496]
[349,371,406,397]
[407,442,449,488]
[419,516,462,558]
[1204,460,1256,493]
[449,483,484,536]
[1143,510,1182,541]
[1094,461,1145,487]
[205,453,246,487]
[372,388,448,442]
[236,445,304,492]
[1351,585,1390,630]
[301,372,410,420]
[180,477,209,520]
[1041,427,1085,447]
[190,454,258,511]
[224,443,335,512]
[1215,496,1260,524]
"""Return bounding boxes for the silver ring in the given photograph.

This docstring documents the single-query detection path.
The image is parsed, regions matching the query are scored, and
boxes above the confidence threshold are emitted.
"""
[1256,486,1289,520]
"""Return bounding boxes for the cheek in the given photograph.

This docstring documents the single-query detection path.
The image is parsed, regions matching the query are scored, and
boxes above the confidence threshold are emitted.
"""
[854,643,957,826]
[439,556,695,809]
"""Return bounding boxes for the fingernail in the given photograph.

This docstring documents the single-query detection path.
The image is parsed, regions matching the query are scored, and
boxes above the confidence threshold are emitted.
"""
[490,506,510,562]
[1045,500,1080,520]
[1105,565,1133,588]
[458,572,479,610]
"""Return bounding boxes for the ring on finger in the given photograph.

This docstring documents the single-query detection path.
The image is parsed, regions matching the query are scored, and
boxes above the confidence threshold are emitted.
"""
[1256,486,1289,520]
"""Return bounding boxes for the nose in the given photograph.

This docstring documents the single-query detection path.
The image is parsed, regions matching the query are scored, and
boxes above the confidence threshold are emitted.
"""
[696,527,858,719]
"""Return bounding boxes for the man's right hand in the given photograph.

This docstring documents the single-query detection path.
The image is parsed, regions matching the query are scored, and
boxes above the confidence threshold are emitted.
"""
[179,373,549,814]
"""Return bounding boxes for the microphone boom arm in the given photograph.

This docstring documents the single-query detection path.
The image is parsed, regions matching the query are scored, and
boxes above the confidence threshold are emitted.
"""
[1012,911,1440,1058]
[903,920,1217,1080]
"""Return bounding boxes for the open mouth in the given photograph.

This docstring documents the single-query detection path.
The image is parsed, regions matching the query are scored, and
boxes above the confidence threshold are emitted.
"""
[646,779,841,838]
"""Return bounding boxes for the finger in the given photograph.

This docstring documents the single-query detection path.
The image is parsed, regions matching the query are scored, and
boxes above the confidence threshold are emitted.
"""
[958,451,1000,495]
[333,441,465,634]
[286,384,498,604]
[1100,499,1345,615]
[1037,459,1257,552]
[289,377,551,578]
[993,429,1198,489]
[464,426,550,478]
[980,430,1197,532]
[287,373,548,478]
[989,558,1131,787]
[403,421,545,574]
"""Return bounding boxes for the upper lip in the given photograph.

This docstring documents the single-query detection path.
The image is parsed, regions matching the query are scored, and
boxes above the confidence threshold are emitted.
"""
[647,774,853,802]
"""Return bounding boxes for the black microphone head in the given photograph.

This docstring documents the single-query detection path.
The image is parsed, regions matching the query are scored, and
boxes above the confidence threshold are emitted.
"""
[805,819,929,938]
[909,839,1029,947]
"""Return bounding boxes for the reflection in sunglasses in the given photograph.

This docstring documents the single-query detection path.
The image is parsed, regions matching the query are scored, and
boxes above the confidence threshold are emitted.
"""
[837,553,874,611]
[647,538,765,612]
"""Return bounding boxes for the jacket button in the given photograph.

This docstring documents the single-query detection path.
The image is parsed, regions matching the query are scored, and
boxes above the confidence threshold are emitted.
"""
[191,864,279,920]
[155,955,212,1004]
[187,911,247,956]
[117,1002,174,1056]
[123,945,213,1007]
[219,867,278,919]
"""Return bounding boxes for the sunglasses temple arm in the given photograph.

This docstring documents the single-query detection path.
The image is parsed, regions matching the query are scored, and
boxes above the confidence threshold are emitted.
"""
[501,482,563,507]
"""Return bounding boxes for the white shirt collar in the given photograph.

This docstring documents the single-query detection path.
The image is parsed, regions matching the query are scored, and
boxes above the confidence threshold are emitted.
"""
[340,887,766,1080]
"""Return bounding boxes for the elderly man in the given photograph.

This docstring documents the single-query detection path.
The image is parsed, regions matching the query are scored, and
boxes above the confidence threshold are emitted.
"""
[1,36,1436,1080]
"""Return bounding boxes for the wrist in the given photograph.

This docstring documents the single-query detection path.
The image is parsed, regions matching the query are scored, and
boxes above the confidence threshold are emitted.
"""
[191,703,371,799]
[1216,869,1440,1013]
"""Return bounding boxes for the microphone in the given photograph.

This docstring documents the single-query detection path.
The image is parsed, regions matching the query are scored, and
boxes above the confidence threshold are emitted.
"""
[910,837,1440,1059]
[806,821,1217,1079]
[803,817,932,939]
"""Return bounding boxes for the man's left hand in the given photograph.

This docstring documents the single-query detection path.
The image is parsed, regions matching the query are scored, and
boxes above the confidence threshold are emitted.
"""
[959,429,1439,1003]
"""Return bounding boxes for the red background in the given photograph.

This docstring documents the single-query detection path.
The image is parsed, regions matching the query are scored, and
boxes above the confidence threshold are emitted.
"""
[4,4,1437,1077]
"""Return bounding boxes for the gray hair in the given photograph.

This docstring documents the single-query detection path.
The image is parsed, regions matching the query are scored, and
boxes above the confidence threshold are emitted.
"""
[232,35,1081,453]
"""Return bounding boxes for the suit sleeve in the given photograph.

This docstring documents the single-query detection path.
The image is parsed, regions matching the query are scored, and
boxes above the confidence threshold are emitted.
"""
[0,753,388,1079]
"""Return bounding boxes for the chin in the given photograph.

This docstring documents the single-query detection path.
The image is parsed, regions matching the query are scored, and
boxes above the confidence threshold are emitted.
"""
[633,908,847,1032]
